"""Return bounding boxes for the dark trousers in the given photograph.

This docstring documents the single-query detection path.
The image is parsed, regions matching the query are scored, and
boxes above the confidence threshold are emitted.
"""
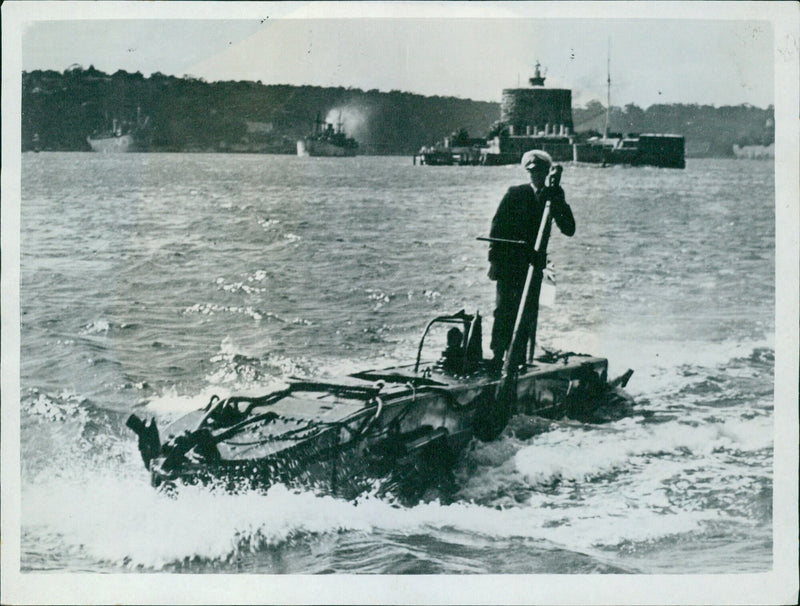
[490,273,542,365]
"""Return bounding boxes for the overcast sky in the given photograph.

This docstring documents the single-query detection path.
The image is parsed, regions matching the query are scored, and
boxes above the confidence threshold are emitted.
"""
[20,5,775,109]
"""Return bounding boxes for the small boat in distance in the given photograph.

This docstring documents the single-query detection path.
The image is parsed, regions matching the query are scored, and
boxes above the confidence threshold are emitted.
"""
[297,113,358,157]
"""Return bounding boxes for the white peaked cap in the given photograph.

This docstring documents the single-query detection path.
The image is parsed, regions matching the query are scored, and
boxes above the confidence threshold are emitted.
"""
[521,149,553,169]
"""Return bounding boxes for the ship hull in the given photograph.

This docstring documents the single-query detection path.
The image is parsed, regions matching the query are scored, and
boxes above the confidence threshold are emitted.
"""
[572,135,685,168]
[572,143,609,163]
[297,138,357,157]
[87,134,139,153]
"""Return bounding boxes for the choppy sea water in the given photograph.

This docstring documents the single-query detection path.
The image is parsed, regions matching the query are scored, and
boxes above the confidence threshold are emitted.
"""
[18,153,774,574]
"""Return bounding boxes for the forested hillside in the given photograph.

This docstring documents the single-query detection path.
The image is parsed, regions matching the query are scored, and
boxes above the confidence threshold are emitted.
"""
[22,66,497,154]
[22,67,773,157]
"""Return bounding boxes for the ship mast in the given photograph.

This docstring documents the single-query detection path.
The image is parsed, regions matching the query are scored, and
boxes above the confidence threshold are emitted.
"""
[603,40,611,141]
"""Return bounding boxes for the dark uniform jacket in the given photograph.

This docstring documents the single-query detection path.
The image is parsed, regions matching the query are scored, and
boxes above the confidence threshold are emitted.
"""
[488,183,575,282]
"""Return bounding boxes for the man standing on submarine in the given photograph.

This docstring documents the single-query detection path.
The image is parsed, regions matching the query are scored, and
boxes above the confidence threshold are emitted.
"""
[487,149,575,371]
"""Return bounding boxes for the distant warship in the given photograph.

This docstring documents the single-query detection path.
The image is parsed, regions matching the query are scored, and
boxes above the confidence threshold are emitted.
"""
[87,108,150,153]
[297,113,358,157]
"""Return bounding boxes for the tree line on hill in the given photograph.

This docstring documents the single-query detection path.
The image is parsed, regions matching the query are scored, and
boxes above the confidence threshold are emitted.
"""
[22,66,773,157]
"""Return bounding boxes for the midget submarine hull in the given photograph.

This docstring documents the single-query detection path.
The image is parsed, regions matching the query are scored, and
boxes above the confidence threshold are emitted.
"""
[128,315,633,501]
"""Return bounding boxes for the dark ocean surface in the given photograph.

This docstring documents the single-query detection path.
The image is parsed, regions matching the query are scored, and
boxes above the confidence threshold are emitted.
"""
[19,153,774,574]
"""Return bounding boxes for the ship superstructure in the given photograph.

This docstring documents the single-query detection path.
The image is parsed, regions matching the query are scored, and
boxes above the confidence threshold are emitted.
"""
[297,113,358,157]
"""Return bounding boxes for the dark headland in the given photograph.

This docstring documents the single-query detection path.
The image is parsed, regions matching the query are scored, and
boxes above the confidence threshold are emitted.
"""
[23,66,773,158]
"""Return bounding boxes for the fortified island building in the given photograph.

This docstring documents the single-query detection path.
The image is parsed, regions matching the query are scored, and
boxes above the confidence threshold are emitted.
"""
[485,63,575,164]
[415,62,684,169]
